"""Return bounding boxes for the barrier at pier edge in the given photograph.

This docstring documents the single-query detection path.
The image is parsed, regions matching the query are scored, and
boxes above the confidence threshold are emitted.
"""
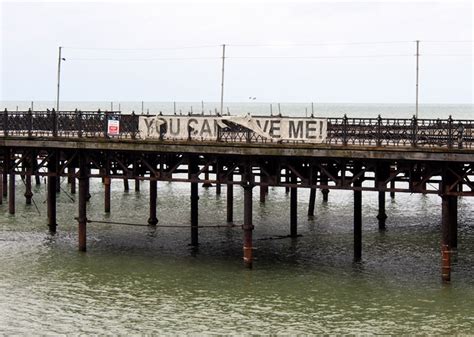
[138,115,328,143]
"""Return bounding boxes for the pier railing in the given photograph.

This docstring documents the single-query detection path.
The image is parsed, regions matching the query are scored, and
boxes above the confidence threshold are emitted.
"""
[0,109,472,149]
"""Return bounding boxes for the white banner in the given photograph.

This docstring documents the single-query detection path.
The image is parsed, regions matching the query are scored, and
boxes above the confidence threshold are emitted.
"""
[139,115,327,143]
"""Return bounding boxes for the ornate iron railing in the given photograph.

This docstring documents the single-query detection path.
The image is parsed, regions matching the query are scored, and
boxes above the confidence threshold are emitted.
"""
[0,109,472,149]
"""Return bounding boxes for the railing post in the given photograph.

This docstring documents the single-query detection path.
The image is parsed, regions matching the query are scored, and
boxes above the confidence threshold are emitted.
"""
[104,110,109,139]
[52,108,57,137]
[76,109,83,138]
[27,108,33,138]
[457,123,464,149]
[411,115,418,147]
[447,115,453,149]
[131,111,137,139]
[246,129,251,143]
[342,114,348,146]
[376,114,382,147]
[3,109,8,137]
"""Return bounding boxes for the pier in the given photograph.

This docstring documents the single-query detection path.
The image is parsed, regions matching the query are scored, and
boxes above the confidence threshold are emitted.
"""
[0,109,473,282]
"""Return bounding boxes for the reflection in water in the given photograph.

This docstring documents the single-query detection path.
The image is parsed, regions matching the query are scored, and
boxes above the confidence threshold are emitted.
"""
[0,178,473,334]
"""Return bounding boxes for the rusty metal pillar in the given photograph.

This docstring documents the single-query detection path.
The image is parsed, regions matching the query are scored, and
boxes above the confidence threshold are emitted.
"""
[47,152,57,233]
[135,177,140,192]
[3,168,7,198]
[441,195,453,283]
[321,172,329,202]
[104,176,111,213]
[203,170,212,188]
[148,177,158,226]
[259,175,266,203]
[243,183,254,268]
[353,163,362,261]
[390,180,395,199]
[190,157,199,246]
[85,167,91,202]
[8,171,15,215]
[123,177,129,192]
[377,191,387,230]
[227,174,233,223]
[69,168,76,194]
[0,169,2,205]
[24,157,33,205]
[78,153,88,252]
[290,173,297,238]
[308,188,316,217]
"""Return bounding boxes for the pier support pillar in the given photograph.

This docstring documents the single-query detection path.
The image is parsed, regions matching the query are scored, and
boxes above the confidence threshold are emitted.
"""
[290,174,297,238]
[0,171,2,205]
[321,173,329,202]
[243,183,254,268]
[353,163,363,261]
[78,154,88,252]
[8,171,15,215]
[3,170,7,198]
[202,170,212,188]
[308,188,316,217]
[377,191,387,230]
[47,153,57,233]
[24,162,33,205]
[226,175,233,223]
[390,180,395,199]
[104,176,111,213]
[123,177,129,192]
[148,178,158,226]
[190,157,199,246]
[135,177,140,192]
[69,168,76,194]
[440,166,459,283]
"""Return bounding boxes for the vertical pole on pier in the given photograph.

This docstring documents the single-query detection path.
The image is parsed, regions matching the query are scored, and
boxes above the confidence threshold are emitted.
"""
[243,182,254,268]
[390,180,395,199]
[215,164,221,195]
[353,162,362,261]
[285,169,290,194]
[0,168,2,205]
[148,177,158,226]
[85,167,91,202]
[220,44,226,115]
[376,163,389,231]
[69,168,76,194]
[24,156,33,205]
[259,174,266,203]
[415,40,420,119]
[190,156,199,246]
[135,178,140,192]
[290,173,298,238]
[308,188,316,217]
[8,170,15,215]
[104,176,111,213]
[2,169,7,198]
[47,152,57,233]
[56,46,63,112]
[227,174,234,223]
[123,177,129,192]
[321,172,329,202]
[78,153,88,252]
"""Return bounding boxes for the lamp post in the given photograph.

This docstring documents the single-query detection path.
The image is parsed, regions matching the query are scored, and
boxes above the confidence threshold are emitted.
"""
[56,46,66,112]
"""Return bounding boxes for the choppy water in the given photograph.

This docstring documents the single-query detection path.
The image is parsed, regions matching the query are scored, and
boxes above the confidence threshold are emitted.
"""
[1,176,473,334]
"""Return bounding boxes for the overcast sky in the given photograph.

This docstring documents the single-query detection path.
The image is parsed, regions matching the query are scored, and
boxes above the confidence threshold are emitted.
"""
[1,0,472,103]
